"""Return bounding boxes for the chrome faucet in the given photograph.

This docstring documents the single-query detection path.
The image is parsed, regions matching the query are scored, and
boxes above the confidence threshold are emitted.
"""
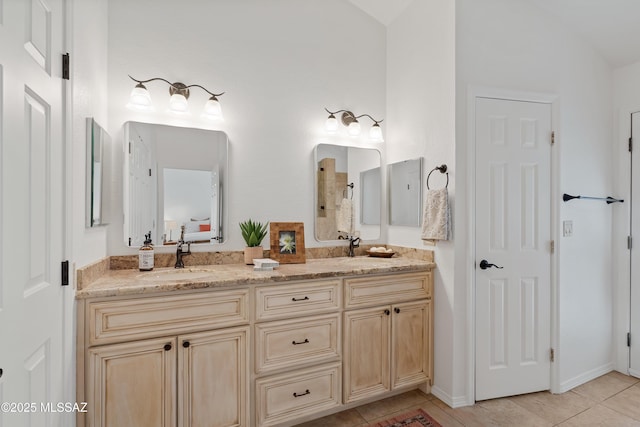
[175,225,192,268]
[348,236,360,257]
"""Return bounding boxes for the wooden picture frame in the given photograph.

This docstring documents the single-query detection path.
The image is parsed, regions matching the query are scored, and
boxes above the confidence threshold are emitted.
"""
[269,222,306,264]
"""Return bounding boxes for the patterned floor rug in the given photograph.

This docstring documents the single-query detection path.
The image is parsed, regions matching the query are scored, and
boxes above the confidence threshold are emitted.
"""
[367,408,442,427]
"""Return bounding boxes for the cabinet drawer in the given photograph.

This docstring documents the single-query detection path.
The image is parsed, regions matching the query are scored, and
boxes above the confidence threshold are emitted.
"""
[88,289,249,345]
[255,314,340,375]
[344,272,432,308]
[255,280,340,321]
[255,363,341,427]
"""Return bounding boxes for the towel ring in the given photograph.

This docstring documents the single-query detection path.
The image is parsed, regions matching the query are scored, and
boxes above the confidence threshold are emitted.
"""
[426,164,448,190]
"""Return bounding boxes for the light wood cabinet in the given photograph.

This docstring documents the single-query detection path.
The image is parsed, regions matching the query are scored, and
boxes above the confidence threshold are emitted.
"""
[87,337,177,427]
[79,267,433,427]
[80,290,250,427]
[343,272,433,405]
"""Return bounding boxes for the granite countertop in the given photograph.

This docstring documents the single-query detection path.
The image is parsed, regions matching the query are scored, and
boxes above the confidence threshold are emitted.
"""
[76,256,436,299]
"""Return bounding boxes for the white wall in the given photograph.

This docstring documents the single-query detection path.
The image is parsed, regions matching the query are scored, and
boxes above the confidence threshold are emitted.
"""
[612,60,640,373]
[386,0,457,404]
[106,0,387,255]
[456,0,614,400]
[72,0,109,268]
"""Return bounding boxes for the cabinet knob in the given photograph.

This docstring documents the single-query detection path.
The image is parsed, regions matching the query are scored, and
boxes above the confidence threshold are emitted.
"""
[183,341,190,348]
[394,307,400,314]
[384,309,390,315]
[164,344,172,351]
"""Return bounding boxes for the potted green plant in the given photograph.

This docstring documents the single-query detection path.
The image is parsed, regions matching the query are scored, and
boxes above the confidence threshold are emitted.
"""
[239,219,268,264]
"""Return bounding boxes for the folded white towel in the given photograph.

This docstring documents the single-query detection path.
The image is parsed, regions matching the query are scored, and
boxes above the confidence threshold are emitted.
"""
[421,188,451,241]
[337,198,354,235]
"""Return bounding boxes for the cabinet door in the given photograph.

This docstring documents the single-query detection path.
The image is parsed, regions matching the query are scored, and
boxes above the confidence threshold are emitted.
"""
[87,337,177,427]
[343,306,391,403]
[391,300,430,389]
[178,326,249,427]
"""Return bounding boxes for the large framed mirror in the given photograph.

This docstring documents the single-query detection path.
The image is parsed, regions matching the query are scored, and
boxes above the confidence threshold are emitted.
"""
[123,122,228,247]
[388,157,423,227]
[314,144,381,241]
[86,118,110,227]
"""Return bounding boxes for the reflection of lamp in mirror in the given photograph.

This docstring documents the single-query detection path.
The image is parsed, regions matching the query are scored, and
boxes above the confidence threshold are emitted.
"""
[165,220,178,243]
[127,75,224,118]
[324,108,383,142]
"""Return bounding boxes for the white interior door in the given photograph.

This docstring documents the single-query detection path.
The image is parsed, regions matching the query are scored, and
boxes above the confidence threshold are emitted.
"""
[475,97,552,401]
[0,1,67,426]
[630,112,640,378]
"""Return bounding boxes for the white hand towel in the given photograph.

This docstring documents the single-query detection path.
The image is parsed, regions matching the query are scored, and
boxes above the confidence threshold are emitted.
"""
[337,198,354,235]
[421,188,451,241]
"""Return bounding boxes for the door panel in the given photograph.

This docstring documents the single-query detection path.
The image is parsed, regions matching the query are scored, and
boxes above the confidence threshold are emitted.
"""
[631,112,640,378]
[475,97,552,401]
[0,1,66,425]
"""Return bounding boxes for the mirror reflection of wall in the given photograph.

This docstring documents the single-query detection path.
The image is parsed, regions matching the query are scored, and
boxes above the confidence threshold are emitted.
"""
[314,144,381,241]
[389,158,423,227]
[86,118,110,227]
[123,122,228,247]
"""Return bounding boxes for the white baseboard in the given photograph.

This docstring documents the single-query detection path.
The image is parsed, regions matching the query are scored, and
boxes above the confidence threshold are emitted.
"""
[430,385,472,408]
[558,362,614,393]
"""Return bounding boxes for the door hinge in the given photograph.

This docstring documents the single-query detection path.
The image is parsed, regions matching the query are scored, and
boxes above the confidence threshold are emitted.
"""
[628,332,632,347]
[551,131,555,145]
[128,142,132,154]
[550,348,555,362]
[629,137,633,153]
[550,240,555,254]
[61,260,69,286]
[62,53,70,80]
[629,236,633,250]
[149,168,152,177]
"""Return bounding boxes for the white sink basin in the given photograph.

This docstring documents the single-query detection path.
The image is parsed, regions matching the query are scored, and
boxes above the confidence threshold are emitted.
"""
[138,269,212,282]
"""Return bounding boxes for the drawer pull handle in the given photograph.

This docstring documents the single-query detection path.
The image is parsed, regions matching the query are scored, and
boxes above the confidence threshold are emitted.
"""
[292,339,309,345]
[292,296,309,302]
[293,389,310,398]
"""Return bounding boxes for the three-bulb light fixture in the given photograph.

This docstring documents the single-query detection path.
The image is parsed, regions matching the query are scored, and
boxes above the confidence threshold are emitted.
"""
[127,75,224,119]
[324,108,384,142]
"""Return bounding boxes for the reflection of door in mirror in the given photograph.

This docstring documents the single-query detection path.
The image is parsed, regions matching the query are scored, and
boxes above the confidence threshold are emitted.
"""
[389,158,423,227]
[124,122,228,247]
[314,144,381,242]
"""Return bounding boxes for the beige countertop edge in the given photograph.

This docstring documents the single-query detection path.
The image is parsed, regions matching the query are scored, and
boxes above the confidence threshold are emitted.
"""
[76,257,436,300]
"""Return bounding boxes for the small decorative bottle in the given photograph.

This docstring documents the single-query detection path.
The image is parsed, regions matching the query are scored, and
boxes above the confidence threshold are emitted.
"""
[139,232,154,271]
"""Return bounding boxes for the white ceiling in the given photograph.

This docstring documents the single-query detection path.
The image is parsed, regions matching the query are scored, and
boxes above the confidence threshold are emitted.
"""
[349,0,640,69]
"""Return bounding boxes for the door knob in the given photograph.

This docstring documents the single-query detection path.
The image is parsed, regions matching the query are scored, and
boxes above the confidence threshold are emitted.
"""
[479,259,503,270]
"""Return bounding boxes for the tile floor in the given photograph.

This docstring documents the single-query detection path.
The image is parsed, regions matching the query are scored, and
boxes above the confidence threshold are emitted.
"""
[295,371,640,426]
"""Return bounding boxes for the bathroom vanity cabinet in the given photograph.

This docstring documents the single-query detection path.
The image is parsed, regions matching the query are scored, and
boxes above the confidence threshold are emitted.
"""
[76,258,434,427]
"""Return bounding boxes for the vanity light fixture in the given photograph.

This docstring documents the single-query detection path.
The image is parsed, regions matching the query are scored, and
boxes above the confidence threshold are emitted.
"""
[127,75,225,119]
[324,108,384,142]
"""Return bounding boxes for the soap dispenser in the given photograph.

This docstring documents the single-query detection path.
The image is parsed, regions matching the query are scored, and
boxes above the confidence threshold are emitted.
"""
[139,232,154,271]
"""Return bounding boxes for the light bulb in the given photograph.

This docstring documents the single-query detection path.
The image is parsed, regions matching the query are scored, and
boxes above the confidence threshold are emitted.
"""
[325,114,338,134]
[348,120,361,136]
[169,93,189,113]
[369,123,384,142]
[203,96,223,119]
[126,83,152,110]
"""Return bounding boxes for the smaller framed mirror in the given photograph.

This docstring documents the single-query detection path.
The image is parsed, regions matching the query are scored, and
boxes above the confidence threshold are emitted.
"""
[388,157,423,227]
[86,118,109,227]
